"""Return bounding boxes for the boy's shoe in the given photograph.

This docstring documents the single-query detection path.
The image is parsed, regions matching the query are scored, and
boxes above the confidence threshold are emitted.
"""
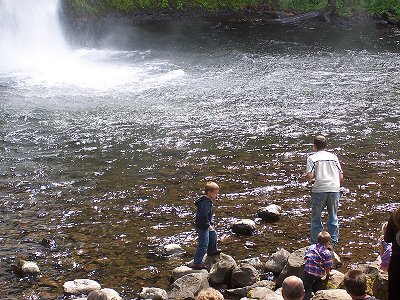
[192,264,207,270]
[207,249,222,256]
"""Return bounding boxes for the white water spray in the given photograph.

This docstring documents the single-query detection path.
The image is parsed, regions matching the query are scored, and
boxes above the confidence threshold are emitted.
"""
[0,0,184,90]
[0,0,68,72]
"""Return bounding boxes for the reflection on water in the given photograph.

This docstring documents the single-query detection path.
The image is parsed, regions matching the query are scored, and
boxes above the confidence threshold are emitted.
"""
[1,10,400,299]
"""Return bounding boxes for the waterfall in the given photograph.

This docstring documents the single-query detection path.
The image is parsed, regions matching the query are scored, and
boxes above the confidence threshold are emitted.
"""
[0,0,69,72]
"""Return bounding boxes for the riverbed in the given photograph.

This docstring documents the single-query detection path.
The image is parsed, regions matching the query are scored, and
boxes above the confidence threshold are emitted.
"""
[0,4,400,299]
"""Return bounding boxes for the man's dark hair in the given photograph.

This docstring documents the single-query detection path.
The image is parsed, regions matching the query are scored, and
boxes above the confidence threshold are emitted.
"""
[313,135,327,151]
[343,270,367,297]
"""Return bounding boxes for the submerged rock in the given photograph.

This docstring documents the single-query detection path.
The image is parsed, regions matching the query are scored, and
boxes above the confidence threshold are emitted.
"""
[230,219,256,235]
[15,259,41,276]
[257,204,281,222]
[63,279,101,295]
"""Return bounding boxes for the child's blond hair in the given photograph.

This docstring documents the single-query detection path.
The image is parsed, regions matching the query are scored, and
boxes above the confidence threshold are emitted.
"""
[205,181,219,194]
[317,231,331,245]
[196,288,224,300]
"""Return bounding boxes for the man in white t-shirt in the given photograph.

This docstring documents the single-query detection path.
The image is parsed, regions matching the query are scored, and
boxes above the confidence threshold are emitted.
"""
[306,135,343,246]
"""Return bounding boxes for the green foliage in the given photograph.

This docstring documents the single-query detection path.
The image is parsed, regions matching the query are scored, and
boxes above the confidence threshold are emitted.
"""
[161,0,170,9]
[368,0,400,16]
[281,0,328,11]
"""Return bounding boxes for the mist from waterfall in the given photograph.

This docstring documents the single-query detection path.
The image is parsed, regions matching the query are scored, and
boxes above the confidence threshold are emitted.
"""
[0,0,184,90]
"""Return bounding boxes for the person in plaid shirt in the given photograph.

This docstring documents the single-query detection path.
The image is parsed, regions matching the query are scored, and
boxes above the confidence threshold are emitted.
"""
[303,231,333,300]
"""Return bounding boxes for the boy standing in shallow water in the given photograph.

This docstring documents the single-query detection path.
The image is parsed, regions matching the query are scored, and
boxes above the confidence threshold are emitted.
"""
[192,181,222,270]
[303,231,333,300]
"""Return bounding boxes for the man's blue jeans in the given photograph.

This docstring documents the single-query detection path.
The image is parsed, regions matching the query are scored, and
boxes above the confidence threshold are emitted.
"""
[311,192,339,245]
[194,228,217,265]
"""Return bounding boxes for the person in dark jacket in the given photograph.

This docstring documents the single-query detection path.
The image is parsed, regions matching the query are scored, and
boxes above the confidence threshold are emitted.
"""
[384,206,400,300]
[192,181,221,270]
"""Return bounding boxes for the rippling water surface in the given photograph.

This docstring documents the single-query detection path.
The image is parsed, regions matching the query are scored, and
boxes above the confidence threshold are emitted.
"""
[1,5,400,299]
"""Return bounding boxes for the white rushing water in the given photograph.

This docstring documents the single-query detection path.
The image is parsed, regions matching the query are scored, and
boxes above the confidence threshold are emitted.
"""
[0,0,183,91]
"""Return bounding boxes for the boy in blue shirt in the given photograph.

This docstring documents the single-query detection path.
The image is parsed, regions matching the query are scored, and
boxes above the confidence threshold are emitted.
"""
[304,231,333,300]
[192,181,221,270]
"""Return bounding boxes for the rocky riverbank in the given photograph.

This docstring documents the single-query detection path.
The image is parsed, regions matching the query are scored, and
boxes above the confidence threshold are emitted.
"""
[15,244,387,300]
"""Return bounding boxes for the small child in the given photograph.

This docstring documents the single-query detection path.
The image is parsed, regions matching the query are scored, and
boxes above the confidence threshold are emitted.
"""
[192,181,222,270]
[303,231,333,300]
[379,222,392,272]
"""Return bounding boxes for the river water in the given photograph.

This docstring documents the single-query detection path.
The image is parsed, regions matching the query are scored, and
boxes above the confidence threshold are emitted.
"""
[1,1,400,299]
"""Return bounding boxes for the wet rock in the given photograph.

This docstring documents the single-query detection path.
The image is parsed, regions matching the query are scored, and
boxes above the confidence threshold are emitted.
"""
[238,257,264,270]
[226,280,275,297]
[170,265,208,283]
[314,269,345,290]
[63,279,101,295]
[275,247,307,287]
[231,264,259,288]
[208,253,237,285]
[159,243,186,257]
[16,259,41,276]
[372,272,388,300]
[312,289,352,300]
[257,204,281,222]
[230,219,256,235]
[168,273,209,300]
[139,287,168,300]
[265,248,290,274]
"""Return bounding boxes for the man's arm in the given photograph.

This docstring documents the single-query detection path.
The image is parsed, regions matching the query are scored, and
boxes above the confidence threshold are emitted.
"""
[305,172,314,184]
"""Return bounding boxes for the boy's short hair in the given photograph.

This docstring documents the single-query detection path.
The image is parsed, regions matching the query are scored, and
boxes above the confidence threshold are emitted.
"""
[317,231,331,245]
[343,270,367,297]
[205,181,219,194]
[196,288,224,300]
[313,135,327,150]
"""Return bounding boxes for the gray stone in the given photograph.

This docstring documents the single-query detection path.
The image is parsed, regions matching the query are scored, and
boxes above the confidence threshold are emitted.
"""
[238,257,264,270]
[63,279,101,295]
[170,265,208,283]
[208,253,237,285]
[248,287,283,300]
[17,260,41,276]
[311,288,352,300]
[257,204,281,222]
[231,219,256,235]
[159,243,186,257]
[231,264,259,288]
[139,287,168,300]
[373,271,388,300]
[265,248,290,274]
[275,247,307,287]
[226,280,275,297]
[101,288,122,300]
[168,273,209,300]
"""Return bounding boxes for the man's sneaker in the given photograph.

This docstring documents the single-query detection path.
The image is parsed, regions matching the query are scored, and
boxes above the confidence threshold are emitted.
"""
[192,264,207,270]
[207,249,222,256]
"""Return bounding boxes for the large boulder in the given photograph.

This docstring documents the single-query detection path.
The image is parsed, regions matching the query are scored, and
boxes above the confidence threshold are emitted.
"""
[226,280,275,298]
[311,288,351,300]
[230,219,256,235]
[208,253,237,285]
[168,273,209,300]
[231,264,259,288]
[257,204,281,222]
[170,266,208,283]
[139,287,168,300]
[265,248,290,274]
[275,247,306,287]
[63,279,101,295]
[314,270,345,290]
[372,271,388,300]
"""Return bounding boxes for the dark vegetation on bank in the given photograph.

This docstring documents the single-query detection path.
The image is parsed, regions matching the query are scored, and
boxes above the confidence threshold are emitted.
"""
[62,0,400,25]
